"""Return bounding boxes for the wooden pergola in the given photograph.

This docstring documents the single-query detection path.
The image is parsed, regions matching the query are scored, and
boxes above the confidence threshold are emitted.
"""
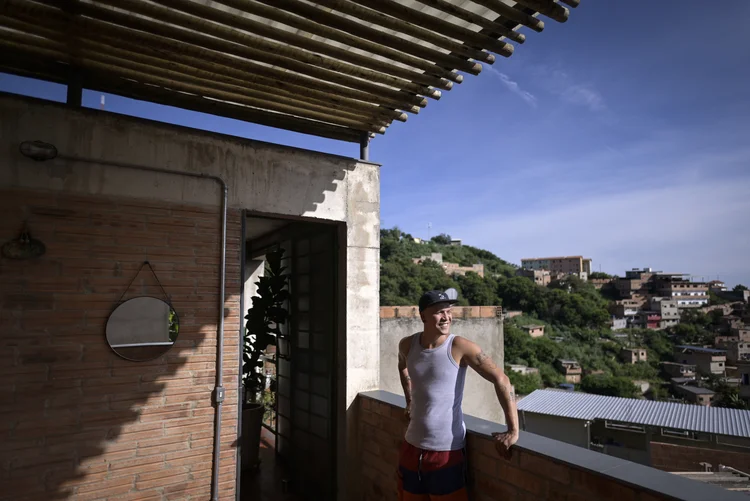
[0,0,580,144]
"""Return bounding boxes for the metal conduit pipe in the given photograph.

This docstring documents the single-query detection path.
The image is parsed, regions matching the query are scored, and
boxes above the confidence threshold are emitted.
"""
[18,140,229,501]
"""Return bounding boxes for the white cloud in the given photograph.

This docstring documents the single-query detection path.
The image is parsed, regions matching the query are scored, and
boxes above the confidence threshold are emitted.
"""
[487,67,538,108]
[531,65,606,112]
[453,177,750,287]
[560,84,606,111]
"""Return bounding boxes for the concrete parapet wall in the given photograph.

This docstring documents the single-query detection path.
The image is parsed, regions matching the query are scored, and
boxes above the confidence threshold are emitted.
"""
[380,305,502,318]
[380,307,504,423]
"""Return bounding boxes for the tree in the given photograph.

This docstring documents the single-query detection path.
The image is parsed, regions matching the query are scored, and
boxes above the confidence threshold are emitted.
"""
[589,272,613,280]
[431,233,452,245]
[506,369,542,396]
[710,378,749,410]
[580,375,640,398]
[455,272,499,306]
[734,284,748,292]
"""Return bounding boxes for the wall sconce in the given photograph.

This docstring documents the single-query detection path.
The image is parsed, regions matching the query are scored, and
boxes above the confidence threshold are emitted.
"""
[19,140,58,161]
[2,223,46,260]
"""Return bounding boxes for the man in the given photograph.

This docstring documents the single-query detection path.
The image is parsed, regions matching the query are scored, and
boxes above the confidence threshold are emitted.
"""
[396,290,519,500]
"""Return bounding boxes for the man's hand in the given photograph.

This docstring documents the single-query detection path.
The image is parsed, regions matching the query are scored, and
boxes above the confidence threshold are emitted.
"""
[491,430,518,460]
[404,401,411,422]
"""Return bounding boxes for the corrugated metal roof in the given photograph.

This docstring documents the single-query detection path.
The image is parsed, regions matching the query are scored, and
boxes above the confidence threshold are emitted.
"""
[517,389,750,438]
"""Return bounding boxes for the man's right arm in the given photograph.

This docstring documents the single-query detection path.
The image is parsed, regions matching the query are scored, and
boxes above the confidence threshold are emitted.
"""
[398,337,412,420]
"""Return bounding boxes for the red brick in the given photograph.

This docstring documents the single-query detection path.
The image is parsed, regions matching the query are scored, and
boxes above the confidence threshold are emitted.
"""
[519,451,571,485]
[498,462,548,497]
[2,189,240,498]
[76,477,136,501]
[571,469,636,501]
[109,455,166,478]
[474,471,519,499]
[109,490,163,501]
[137,471,191,490]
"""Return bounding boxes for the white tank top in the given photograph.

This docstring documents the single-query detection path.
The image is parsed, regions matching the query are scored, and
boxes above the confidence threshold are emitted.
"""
[404,333,467,451]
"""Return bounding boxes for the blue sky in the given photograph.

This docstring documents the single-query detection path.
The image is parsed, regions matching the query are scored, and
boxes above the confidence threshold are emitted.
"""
[2,0,749,286]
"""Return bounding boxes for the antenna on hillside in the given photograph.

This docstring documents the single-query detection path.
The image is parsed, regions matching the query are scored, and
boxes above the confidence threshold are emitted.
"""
[427,222,432,240]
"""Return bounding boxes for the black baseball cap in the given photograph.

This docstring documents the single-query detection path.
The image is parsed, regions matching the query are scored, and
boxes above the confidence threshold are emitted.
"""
[418,290,458,312]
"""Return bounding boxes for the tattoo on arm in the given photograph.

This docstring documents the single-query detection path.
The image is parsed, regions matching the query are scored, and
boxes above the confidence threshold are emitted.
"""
[474,350,498,372]
[398,350,412,404]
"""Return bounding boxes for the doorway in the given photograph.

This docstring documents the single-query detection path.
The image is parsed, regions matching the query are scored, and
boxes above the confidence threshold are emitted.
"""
[240,213,340,500]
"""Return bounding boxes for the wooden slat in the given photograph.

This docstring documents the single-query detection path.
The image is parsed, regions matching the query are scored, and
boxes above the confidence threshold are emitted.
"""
[0,10,424,114]
[0,0,583,142]
[14,0,440,105]
[311,0,498,63]
[150,0,455,89]
[412,0,526,44]
[513,0,569,23]
[341,0,513,57]
[0,37,389,133]
[469,0,545,32]
[0,53,363,143]
[248,0,487,72]
[0,27,404,127]
[88,0,447,95]
[209,0,470,81]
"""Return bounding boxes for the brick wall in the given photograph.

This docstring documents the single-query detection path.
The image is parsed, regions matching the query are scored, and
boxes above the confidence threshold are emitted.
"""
[1,189,241,501]
[650,442,750,473]
[380,306,501,319]
[358,395,676,501]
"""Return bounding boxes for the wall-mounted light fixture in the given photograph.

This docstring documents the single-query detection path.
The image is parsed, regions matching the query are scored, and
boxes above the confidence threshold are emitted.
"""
[19,140,58,161]
[2,223,46,260]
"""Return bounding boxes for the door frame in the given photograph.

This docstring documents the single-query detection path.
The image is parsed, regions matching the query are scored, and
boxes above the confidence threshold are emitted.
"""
[237,210,343,499]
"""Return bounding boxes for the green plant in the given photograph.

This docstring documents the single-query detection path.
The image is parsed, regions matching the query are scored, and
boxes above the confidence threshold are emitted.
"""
[262,390,276,425]
[243,248,290,405]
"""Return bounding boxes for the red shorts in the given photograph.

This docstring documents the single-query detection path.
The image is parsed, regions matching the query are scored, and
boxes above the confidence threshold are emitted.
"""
[397,441,469,500]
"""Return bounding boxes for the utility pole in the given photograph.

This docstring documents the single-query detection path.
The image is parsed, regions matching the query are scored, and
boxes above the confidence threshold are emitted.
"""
[427,222,432,240]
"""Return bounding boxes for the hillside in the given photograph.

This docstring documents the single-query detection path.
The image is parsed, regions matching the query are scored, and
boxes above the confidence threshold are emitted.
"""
[380,228,610,330]
[379,228,744,407]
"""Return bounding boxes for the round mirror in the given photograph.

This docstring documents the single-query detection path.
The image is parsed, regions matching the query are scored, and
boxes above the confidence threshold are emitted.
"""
[106,297,179,361]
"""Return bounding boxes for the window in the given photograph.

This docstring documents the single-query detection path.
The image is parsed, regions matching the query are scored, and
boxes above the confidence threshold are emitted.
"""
[605,421,645,433]
[659,429,702,443]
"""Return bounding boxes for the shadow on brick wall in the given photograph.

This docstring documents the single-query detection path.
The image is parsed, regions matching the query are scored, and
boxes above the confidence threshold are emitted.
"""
[0,190,242,501]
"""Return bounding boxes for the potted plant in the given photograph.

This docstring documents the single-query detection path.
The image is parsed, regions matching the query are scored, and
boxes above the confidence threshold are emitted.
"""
[242,247,290,470]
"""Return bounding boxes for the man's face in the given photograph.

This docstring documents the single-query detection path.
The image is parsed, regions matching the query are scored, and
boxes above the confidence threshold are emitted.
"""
[422,303,452,334]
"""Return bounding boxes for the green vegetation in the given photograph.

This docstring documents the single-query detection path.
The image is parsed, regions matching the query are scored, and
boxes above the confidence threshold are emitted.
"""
[581,374,641,398]
[379,227,741,402]
[505,369,543,395]
[709,291,731,305]
[381,228,611,330]
[707,374,749,410]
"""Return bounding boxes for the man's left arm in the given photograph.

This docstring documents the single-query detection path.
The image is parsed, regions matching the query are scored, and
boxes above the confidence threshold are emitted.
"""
[457,337,519,458]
